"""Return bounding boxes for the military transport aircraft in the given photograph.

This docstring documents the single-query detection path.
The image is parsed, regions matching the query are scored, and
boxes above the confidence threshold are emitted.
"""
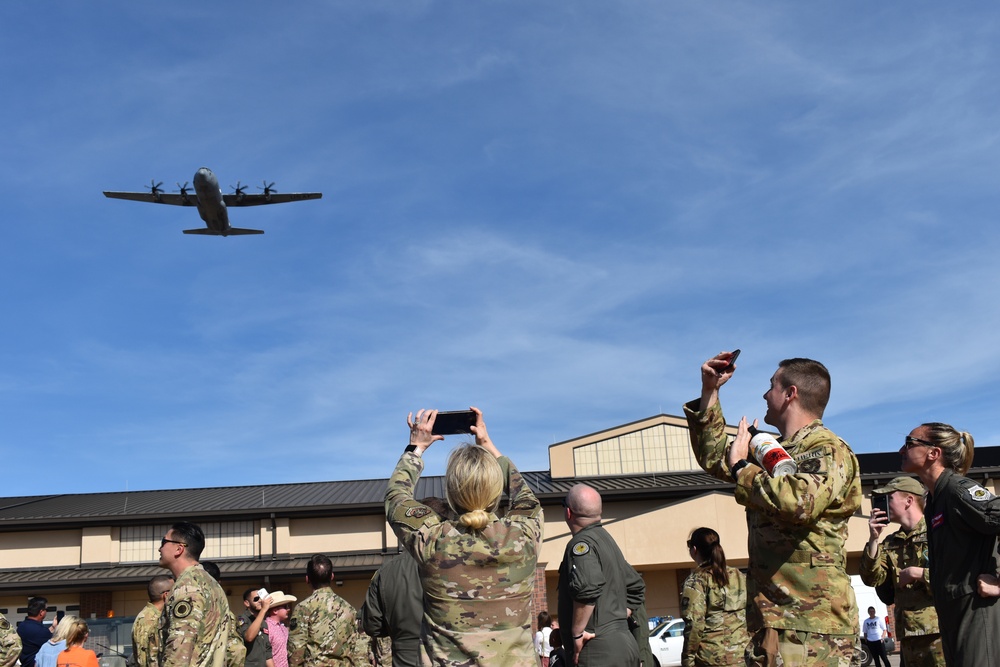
[103,167,322,236]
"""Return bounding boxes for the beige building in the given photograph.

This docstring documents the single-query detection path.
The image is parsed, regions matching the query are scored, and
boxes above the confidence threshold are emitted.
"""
[0,413,996,637]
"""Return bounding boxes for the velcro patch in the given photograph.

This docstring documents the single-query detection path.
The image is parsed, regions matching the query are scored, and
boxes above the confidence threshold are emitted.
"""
[572,542,590,556]
[931,512,944,529]
[405,506,432,519]
[238,616,247,627]
[289,618,298,631]
[172,601,192,619]
[967,485,994,502]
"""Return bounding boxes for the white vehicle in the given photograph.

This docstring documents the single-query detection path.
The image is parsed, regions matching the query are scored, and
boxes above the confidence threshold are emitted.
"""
[648,617,685,667]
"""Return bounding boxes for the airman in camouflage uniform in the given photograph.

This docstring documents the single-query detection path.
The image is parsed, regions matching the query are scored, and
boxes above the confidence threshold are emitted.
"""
[681,564,750,666]
[385,407,542,667]
[0,612,21,667]
[157,522,233,667]
[861,476,944,667]
[288,553,365,666]
[684,354,862,667]
[133,575,174,667]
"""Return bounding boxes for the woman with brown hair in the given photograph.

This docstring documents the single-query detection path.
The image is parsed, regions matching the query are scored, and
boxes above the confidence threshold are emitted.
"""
[680,527,750,666]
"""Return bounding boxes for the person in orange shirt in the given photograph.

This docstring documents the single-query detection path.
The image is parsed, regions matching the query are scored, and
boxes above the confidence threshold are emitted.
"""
[56,619,98,667]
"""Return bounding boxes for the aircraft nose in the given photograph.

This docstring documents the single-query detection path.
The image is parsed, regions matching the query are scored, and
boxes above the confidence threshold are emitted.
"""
[194,167,212,184]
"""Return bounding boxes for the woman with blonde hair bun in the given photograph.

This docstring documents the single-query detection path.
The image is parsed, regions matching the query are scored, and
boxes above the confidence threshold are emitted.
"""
[385,406,542,666]
[901,421,1000,665]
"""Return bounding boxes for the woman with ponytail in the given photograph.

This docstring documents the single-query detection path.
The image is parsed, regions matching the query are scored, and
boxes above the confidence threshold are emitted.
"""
[385,407,542,666]
[680,527,749,666]
[901,421,1000,665]
[55,619,98,667]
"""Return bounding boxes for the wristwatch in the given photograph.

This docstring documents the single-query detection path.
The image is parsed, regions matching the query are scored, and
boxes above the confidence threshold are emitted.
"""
[730,459,750,481]
[405,444,418,453]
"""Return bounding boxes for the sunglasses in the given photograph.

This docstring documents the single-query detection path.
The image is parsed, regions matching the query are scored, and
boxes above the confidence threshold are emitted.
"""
[160,538,187,548]
[903,436,936,450]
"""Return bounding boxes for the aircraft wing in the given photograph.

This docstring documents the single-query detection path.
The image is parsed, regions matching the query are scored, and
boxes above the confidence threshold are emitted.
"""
[223,192,322,207]
[103,191,199,206]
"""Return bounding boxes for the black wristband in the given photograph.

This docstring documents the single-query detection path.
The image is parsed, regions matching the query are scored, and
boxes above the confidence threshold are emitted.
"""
[573,633,584,640]
[731,459,750,481]
[405,444,418,453]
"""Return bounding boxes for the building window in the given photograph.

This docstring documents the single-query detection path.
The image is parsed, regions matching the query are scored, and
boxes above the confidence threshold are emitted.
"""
[120,522,255,563]
[573,424,713,476]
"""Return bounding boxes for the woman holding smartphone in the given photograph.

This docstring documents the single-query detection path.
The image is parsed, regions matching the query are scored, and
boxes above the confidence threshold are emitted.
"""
[901,422,1000,665]
[385,407,542,666]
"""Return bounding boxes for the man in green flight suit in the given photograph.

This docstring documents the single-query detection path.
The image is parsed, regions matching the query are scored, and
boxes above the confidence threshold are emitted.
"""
[557,483,645,667]
[684,353,862,667]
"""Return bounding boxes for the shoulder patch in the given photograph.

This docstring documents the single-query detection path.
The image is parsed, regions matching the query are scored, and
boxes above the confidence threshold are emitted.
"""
[967,484,994,502]
[572,542,590,556]
[0,618,9,630]
[172,601,192,619]
[405,506,432,519]
[238,616,247,627]
[288,618,298,632]
[798,457,825,474]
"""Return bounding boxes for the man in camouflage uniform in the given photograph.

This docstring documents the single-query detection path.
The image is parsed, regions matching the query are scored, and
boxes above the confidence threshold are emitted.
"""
[132,574,174,667]
[157,521,233,667]
[288,553,364,666]
[0,612,21,667]
[861,476,945,667]
[557,483,644,667]
[684,353,862,667]
[202,561,248,667]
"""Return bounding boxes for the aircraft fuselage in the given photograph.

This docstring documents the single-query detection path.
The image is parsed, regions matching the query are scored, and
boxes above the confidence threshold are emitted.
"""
[192,167,230,232]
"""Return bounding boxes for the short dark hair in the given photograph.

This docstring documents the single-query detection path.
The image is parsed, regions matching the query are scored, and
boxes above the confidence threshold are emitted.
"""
[201,561,221,582]
[307,554,333,587]
[169,522,206,561]
[777,358,831,417]
[868,606,876,613]
[243,588,259,603]
[147,575,174,602]
[26,597,47,617]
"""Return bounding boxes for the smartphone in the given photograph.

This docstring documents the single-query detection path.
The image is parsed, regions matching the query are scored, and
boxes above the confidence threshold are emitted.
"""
[722,349,741,373]
[431,410,477,436]
[874,494,890,519]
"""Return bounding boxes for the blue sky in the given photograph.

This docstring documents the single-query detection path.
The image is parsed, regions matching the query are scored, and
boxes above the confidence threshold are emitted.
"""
[2,2,999,495]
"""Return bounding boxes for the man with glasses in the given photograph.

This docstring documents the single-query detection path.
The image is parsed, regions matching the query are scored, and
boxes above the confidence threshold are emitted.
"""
[158,522,234,667]
[685,353,862,666]
[239,589,274,667]
[861,475,944,667]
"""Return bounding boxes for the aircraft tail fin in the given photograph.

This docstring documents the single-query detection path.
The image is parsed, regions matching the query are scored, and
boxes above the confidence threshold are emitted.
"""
[182,227,264,236]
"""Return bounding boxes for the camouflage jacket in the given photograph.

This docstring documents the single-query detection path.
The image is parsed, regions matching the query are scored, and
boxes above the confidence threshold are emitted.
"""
[860,517,939,640]
[385,451,543,667]
[226,610,247,667]
[159,564,232,667]
[0,613,20,667]
[133,602,162,667]
[684,399,862,635]
[287,587,364,667]
[681,565,750,667]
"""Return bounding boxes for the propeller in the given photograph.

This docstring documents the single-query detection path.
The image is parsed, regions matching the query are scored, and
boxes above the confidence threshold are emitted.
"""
[258,180,277,197]
[148,180,164,196]
[230,181,248,197]
[176,182,190,197]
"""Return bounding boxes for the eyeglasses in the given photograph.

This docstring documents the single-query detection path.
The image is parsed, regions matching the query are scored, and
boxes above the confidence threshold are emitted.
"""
[160,538,187,548]
[903,436,936,450]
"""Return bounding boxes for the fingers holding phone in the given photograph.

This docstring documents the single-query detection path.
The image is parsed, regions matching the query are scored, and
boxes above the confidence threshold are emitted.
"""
[408,409,444,452]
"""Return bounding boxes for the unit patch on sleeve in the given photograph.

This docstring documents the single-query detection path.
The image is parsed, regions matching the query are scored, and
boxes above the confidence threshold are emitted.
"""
[572,542,590,556]
[967,484,994,502]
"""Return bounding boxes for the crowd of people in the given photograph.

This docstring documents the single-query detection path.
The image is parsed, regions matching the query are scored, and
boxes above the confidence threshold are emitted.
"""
[0,352,997,667]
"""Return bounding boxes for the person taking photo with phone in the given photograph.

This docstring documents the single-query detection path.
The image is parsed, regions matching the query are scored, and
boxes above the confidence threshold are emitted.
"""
[385,406,542,666]
[861,476,944,667]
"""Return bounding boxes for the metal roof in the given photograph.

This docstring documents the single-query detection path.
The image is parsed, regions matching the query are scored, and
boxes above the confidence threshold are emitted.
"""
[0,448,997,528]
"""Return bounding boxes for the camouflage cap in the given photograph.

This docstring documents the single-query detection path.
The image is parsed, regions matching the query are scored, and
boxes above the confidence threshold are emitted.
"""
[873,476,925,496]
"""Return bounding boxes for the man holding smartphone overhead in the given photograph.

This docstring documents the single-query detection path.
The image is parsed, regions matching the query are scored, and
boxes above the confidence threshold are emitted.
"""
[684,352,862,667]
[861,476,945,667]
